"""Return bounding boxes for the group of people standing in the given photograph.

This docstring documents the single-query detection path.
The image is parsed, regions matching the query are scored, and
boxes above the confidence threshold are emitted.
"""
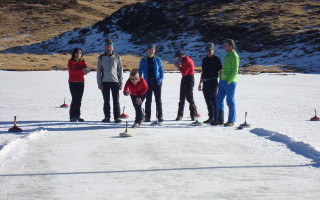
[67,39,239,127]
[197,39,240,126]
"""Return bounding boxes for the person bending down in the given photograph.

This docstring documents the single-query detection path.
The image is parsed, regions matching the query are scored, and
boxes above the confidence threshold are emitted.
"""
[123,70,148,128]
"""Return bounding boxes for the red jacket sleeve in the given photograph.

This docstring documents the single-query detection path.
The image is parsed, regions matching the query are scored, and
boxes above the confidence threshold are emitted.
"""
[123,79,130,94]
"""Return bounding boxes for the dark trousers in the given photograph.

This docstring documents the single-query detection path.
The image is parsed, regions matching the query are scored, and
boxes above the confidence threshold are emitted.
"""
[177,75,197,117]
[102,82,120,119]
[145,78,163,119]
[202,79,218,120]
[69,82,84,119]
[130,94,146,123]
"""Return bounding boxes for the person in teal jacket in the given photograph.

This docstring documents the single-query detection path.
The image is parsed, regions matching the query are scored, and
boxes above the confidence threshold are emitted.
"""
[212,39,240,127]
[138,44,164,122]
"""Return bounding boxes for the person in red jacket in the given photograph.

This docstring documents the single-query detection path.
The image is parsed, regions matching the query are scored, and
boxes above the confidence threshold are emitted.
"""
[174,50,198,121]
[123,69,148,128]
[68,47,90,122]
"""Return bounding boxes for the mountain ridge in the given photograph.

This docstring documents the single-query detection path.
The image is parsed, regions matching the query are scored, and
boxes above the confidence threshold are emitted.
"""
[1,0,319,72]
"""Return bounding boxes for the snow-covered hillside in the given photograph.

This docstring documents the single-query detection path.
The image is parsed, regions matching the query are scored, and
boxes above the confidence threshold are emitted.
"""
[2,0,319,72]
[0,71,320,199]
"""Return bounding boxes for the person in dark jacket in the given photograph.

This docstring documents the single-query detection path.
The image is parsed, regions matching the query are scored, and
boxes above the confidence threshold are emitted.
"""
[198,43,222,123]
[138,44,164,122]
[123,70,148,128]
[174,50,198,121]
[68,47,90,122]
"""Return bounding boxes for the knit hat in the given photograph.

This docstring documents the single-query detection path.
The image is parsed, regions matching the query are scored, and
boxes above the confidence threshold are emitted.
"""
[106,39,114,46]
[147,44,156,49]
[174,50,184,58]
[205,43,214,52]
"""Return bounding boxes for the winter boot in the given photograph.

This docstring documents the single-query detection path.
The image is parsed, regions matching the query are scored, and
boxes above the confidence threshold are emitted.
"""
[70,117,77,122]
[203,119,214,123]
[132,122,140,128]
[77,117,84,122]
[224,122,234,127]
[102,117,110,122]
[144,117,151,122]
[211,110,224,125]
[211,120,224,125]
[176,116,183,121]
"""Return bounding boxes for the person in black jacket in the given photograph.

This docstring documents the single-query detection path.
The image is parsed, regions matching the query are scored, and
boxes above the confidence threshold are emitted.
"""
[198,43,222,123]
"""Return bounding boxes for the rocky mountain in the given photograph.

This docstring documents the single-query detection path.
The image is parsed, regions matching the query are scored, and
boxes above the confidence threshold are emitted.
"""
[2,0,319,72]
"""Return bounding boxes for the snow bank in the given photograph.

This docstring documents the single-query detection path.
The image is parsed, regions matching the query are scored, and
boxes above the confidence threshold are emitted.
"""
[251,128,320,167]
[0,129,47,160]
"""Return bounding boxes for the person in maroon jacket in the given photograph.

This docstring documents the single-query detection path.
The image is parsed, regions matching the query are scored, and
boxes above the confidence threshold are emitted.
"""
[68,47,90,122]
[123,69,148,128]
[173,50,198,121]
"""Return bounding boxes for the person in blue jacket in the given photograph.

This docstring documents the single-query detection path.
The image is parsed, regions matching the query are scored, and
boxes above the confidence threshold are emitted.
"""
[138,44,164,122]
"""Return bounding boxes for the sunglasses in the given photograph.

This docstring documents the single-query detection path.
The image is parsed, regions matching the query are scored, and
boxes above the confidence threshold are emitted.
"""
[130,77,139,81]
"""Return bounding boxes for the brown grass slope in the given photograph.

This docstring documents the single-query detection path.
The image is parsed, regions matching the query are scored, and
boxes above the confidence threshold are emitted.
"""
[0,0,319,72]
[0,0,147,71]
[0,0,144,48]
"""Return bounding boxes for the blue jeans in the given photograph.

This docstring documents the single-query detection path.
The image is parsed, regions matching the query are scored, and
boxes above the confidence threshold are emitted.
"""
[216,80,237,123]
